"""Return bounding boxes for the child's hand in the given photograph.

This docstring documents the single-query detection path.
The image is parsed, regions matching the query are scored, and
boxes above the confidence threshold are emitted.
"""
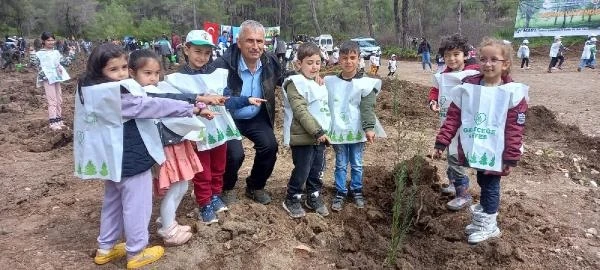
[248,97,267,106]
[432,148,443,159]
[365,131,376,143]
[197,95,228,106]
[315,75,324,86]
[429,100,440,112]
[199,108,220,120]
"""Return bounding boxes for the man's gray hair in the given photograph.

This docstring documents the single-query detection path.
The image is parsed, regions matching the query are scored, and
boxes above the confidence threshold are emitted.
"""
[240,20,265,36]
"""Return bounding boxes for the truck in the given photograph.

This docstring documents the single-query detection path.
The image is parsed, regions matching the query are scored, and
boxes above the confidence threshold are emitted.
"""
[315,34,334,54]
[351,37,381,59]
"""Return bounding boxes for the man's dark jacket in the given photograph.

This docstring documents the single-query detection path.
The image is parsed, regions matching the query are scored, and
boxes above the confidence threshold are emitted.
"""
[212,44,283,127]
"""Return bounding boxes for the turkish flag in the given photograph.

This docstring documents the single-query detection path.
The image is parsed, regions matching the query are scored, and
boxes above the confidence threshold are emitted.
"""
[203,21,220,45]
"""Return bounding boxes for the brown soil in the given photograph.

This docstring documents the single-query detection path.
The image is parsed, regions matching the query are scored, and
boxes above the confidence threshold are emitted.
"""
[0,56,599,270]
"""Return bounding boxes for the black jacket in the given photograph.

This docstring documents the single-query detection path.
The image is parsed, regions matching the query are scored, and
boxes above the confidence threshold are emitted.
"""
[211,44,283,127]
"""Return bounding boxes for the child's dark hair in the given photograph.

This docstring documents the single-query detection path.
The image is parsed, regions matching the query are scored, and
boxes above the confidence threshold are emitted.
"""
[438,33,469,56]
[296,42,321,61]
[40,32,55,44]
[339,41,360,55]
[128,49,161,72]
[79,43,126,87]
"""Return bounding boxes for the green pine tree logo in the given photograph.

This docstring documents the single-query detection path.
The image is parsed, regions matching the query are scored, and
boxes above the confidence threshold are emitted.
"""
[76,163,82,175]
[99,162,109,177]
[84,160,97,176]
[234,129,241,137]
[197,129,206,140]
[338,133,344,142]
[469,152,478,165]
[330,130,336,141]
[346,131,354,141]
[217,129,225,141]
[479,153,488,166]
[226,125,235,137]
[489,156,496,167]
[208,134,217,144]
[355,130,363,141]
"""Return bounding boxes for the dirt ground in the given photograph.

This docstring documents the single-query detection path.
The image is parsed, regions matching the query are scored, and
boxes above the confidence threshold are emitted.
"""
[0,55,599,270]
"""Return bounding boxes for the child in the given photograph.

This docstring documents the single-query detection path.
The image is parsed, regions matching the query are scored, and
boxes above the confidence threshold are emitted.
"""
[30,32,73,130]
[427,34,479,211]
[369,51,380,75]
[165,30,265,224]
[74,43,203,268]
[359,56,366,74]
[387,54,397,77]
[128,49,215,246]
[433,38,528,244]
[517,39,530,69]
[579,37,597,71]
[435,52,445,72]
[548,36,561,73]
[281,42,331,218]
[325,41,384,211]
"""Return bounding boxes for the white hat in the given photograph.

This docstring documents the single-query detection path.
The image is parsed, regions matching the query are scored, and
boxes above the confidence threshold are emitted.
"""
[523,39,529,44]
[592,37,598,42]
[554,35,562,40]
[185,30,215,47]
[503,40,512,45]
[391,54,396,57]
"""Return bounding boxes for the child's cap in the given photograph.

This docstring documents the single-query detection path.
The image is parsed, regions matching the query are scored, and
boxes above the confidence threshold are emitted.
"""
[554,35,562,40]
[186,30,215,47]
[592,37,598,42]
[391,54,396,57]
[522,39,529,44]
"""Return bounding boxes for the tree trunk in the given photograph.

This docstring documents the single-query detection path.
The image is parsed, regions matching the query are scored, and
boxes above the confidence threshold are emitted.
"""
[393,0,401,45]
[401,0,409,47]
[192,0,197,30]
[309,0,322,36]
[363,0,375,38]
[457,0,462,35]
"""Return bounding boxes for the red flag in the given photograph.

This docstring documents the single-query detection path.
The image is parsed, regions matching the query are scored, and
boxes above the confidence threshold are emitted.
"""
[203,21,220,45]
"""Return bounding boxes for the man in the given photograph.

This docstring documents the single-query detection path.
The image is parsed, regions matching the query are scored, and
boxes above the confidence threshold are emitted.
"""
[212,20,282,205]
[218,31,229,48]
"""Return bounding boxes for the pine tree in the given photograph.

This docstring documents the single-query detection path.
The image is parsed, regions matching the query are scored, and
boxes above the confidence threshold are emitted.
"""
[217,129,225,141]
[346,130,354,141]
[489,156,496,167]
[479,153,488,166]
[469,152,478,165]
[208,134,217,144]
[338,133,344,142]
[226,125,235,137]
[355,130,363,141]
[197,129,205,140]
[84,160,97,176]
[99,162,109,177]
[331,130,336,142]
[76,163,82,175]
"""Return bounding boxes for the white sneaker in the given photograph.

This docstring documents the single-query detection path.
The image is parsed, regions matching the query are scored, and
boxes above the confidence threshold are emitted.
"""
[467,212,501,244]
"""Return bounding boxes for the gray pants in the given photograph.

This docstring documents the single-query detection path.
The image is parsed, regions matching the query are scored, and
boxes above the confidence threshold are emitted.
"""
[447,153,467,181]
[97,169,152,258]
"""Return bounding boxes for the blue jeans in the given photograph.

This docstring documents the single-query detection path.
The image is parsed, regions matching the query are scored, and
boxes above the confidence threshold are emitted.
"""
[421,52,432,70]
[333,143,365,194]
[477,171,501,214]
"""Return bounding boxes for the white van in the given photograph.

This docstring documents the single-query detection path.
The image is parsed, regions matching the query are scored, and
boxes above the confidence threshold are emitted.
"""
[315,34,334,53]
[351,37,381,59]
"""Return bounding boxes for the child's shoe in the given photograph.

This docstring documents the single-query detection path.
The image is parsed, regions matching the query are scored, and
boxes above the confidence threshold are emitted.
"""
[440,184,456,195]
[155,218,191,232]
[350,189,365,209]
[221,189,238,205]
[465,204,484,235]
[199,204,218,225]
[283,194,306,218]
[467,212,501,244]
[447,177,471,210]
[331,191,346,212]
[126,246,165,269]
[94,243,126,265]
[446,196,472,210]
[158,222,193,246]
[305,191,329,217]
[211,195,229,213]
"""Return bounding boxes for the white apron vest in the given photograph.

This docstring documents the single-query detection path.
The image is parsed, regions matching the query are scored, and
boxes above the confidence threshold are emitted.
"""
[143,82,207,142]
[281,75,332,146]
[35,50,70,85]
[324,76,386,144]
[451,82,529,172]
[433,70,479,155]
[165,68,241,151]
[73,80,166,182]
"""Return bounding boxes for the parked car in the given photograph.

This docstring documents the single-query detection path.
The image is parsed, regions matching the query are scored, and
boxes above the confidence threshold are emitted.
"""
[351,37,381,59]
[315,34,334,54]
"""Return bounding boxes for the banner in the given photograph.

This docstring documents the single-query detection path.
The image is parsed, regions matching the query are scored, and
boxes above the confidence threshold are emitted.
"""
[232,26,240,44]
[203,21,220,44]
[514,0,600,38]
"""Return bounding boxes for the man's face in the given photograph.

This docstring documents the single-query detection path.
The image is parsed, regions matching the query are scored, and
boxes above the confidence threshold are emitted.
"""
[237,28,265,62]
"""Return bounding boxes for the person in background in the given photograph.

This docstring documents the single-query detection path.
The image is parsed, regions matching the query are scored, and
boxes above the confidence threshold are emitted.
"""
[517,39,530,69]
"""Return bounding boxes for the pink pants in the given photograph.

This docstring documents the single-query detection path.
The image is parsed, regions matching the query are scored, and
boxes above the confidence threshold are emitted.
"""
[43,81,62,120]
